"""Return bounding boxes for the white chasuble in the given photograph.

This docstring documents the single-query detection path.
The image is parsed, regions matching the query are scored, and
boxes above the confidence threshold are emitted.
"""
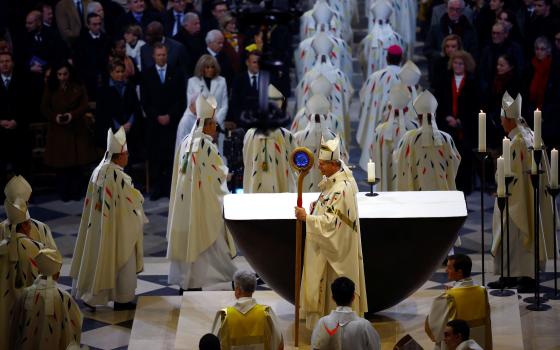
[70,162,145,305]
[243,128,296,193]
[301,168,367,329]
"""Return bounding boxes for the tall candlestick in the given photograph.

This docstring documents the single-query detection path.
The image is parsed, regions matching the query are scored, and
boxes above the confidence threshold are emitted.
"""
[367,159,376,182]
[552,148,558,188]
[478,110,486,152]
[497,156,506,197]
[534,109,542,150]
[502,137,511,176]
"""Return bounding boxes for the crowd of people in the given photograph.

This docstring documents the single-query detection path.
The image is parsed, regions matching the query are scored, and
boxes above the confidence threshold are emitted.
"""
[0,0,294,201]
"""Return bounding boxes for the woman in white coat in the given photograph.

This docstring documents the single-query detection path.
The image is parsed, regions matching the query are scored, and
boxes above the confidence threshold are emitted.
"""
[176,54,228,150]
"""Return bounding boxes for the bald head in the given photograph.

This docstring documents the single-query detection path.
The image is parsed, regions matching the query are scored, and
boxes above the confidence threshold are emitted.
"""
[26,10,42,32]
[145,21,164,44]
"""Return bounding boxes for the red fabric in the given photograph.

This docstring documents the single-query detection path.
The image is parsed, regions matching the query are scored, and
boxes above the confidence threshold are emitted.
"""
[529,56,552,109]
[451,75,465,140]
[388,45,403,56]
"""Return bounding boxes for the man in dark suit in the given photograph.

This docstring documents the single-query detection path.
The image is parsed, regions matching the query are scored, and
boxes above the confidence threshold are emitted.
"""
[141,43,186,199]
[0,52,28,198]
[201,0,227,37]
[118,0,161,34]
[140,21,188,74]
[205,29,233,87]
[162,0,189,37]
[173,12,204,76]
[73,13,111,101]
[226,50,263,130]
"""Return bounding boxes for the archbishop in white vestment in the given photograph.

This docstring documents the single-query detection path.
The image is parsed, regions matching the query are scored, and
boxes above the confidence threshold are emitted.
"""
[371,83,418,191]
[167,95,236,290]
[0,200,43,350]
[243,85,296,193]
[70,127,145,308]
[0,176,58,251]
[491,93,555,283]
[396,91,461,191]
[300,0,351,43]
[295,138,367,329]
[13,249,82,350]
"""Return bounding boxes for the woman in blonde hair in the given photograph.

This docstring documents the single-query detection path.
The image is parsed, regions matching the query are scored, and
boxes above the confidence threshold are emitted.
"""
[176,54,228,149]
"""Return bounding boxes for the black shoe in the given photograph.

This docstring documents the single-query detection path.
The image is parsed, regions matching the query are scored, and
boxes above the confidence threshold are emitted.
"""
[83,301,96,312]
[186,287,202,291]
[517,277,536,293]
[502,277,518,288]
[114,302,136,310]
[179,288,185,295]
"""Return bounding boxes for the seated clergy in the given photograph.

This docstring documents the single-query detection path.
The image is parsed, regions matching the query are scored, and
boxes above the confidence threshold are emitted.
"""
[212,270,283,350]
[426,254,492,350]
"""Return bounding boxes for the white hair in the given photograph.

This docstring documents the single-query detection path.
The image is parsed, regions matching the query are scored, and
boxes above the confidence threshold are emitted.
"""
[87,1,103,14]
[233,270,257,294]
[205,29,223,45]
[182,12,199,26]
[447,0,465,8]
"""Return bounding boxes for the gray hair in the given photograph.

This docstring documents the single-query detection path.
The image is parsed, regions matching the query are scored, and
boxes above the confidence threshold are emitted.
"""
[182,12,199,26]
[534,36,552,54]
[447,0,465,8]
[205,29,223,45]
[233,270,257,294]
[87,1,103,14]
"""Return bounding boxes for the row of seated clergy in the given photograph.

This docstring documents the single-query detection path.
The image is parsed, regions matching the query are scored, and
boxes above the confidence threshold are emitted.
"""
[0,197,81,350]
[426,254,492,350]
[212,272,380,350]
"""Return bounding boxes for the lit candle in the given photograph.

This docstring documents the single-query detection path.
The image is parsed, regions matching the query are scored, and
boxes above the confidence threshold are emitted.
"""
[552,148,558,188]
[534,109,542,150]
[478,110,486,152]
[497,156,505,197]
[531,153,538,174]
[367,159,376,182]
[502,137,511,176]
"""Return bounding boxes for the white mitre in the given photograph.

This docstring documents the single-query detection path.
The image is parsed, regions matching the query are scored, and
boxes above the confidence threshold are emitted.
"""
[34,248,63,276]
[4,175,32,203]
[312,0,334,25]
[5,198,30,225]
[502,92,522,120]
[186,95,217,153]
[414,90,443,146]
[268,84,284,109]
[370,0,392,22]
[307,94,331,116]
[310,74,333,97]
[384,83,412,141]
[319,135,341,161]
[311,32,334,58]
[107,126,128,159]
[399,60,421,86]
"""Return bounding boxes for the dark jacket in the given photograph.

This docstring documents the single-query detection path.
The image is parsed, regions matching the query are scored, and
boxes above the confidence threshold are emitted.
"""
[424,14,478,61]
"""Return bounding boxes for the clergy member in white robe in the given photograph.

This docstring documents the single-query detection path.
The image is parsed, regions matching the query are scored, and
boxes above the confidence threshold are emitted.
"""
[398,60,422,123]
[395,91,461,191]
[296,28,353,82]
[70,127,145,310]
[490,93,555,291]
[291,74,345,142]
[311,277,380,349]
[360,0,406,77]
[212,270,283,350]
[0,200,43,350]
[296,55,353,146]
[167,95,236,291]
[300,0,351,43]
[426,254,492,350]
[13,248,82,350]
[1,176,58,251]
[294,95,348,192]
[243,85,296,193]
[356,45,403,170]
[372,83,418,191]
[295,137,368,329]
